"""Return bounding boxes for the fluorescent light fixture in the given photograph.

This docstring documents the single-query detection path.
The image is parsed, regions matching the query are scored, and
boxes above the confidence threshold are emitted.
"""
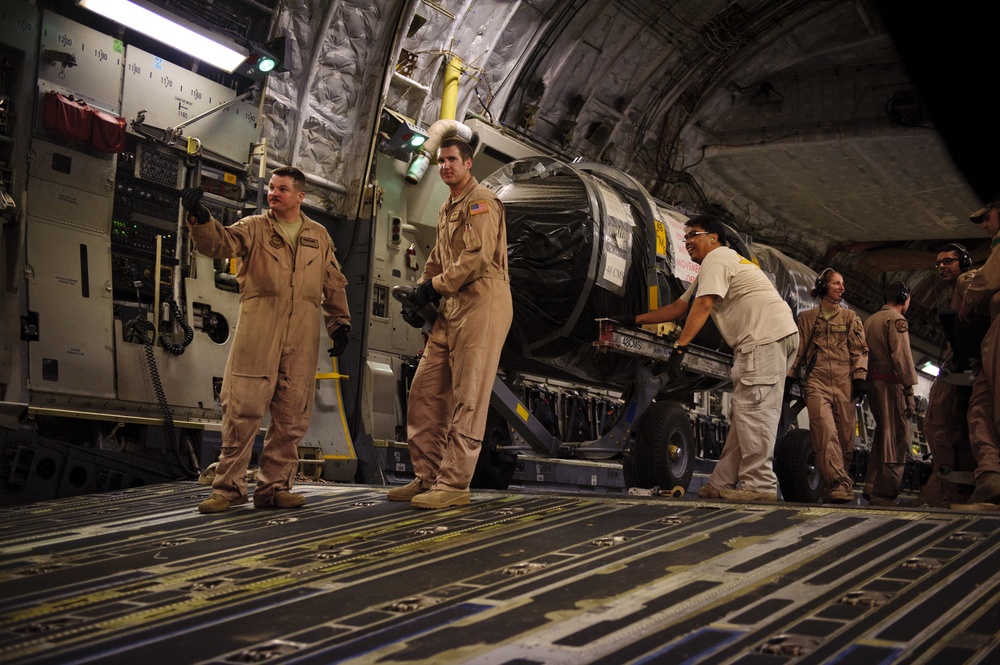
[919,361,940,377]
[79,0,247,72]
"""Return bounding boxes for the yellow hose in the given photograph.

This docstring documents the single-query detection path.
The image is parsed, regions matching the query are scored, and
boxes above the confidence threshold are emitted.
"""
[440,56,462,120]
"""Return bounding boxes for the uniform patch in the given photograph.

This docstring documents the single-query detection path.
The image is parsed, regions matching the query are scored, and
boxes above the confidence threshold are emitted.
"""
[470,200,489,215]
[300,236,319,248]
[270,235,285,249]
[449,211,461,221]
[830,324,847,333]
[894,319,908,333]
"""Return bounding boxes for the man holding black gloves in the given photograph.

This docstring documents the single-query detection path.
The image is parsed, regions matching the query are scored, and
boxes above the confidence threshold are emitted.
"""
[181,166,351,514]
[390,137,512,509]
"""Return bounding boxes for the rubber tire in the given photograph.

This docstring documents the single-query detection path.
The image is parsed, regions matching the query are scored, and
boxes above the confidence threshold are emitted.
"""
[471,410,517,490]
[623,433,656,489]
[636,401,696,490]
[775,428,822,503]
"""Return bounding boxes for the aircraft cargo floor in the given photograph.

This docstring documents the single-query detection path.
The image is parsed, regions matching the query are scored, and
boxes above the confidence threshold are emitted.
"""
[2,482,999,664]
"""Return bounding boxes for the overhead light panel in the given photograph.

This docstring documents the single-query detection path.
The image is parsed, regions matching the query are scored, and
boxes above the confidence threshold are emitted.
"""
[918,360,940,377]
[78,0,247,73]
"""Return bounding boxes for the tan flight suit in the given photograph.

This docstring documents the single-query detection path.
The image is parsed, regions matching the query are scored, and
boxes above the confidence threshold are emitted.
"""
[919,271,976,505]
[792,306,868,498]
[864,305,919,502]
[189,211,350,503]
[407,177,513,491]
[963,235,1000,483]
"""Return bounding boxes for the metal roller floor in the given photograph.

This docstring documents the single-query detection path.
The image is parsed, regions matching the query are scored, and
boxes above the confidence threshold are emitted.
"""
[2,483,999,664]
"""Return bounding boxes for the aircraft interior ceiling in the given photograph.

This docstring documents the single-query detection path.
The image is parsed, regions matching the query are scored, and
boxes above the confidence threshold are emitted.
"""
[17,0,991,342]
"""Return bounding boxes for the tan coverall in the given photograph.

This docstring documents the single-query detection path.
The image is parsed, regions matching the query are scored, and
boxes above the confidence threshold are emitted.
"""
[407,177,513,491]
[864,305,919,502]
[919,271,976,505]
[963,236,1000,482]
[792,306,868,498]
[189,211,350,503]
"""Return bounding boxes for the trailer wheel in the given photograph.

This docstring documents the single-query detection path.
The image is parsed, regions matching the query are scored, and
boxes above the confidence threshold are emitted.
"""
[637,401,696,490]
[623,436,656,489]
[775,428,821,503]
[471,410,517,490]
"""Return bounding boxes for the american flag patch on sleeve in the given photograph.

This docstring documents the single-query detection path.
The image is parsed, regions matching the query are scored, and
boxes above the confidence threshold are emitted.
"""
[470,200,489,215]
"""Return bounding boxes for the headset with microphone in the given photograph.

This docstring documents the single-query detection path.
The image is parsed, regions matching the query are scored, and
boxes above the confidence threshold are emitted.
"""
[940,243,973,272]
[813,267,834,298]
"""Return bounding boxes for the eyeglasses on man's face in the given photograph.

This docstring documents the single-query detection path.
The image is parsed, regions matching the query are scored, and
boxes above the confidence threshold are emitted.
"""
[934,258,958,268]
[683,231,711,241]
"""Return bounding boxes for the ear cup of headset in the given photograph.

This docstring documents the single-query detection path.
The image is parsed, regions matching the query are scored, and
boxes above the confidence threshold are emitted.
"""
[814,268,832,297]
[896,284,909,305]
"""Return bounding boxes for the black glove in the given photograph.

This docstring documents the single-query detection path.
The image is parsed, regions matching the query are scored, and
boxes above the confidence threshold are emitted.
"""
[852,378,867,403]
[784,376,797,401]
[411,280,441,308]
[328,327,349,357]
[664,345,686,381]
[181,187,210,225]
[400,308,425,329]
[608,314,637,327]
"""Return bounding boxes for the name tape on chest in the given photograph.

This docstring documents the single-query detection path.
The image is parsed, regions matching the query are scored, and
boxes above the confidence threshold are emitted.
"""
[300,236,319,248]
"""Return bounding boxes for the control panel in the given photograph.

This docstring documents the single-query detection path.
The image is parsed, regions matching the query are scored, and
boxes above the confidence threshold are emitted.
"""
[111,135,182,304]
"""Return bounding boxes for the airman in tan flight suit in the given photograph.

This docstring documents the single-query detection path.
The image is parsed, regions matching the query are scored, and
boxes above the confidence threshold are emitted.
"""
[791,269,868,504]
[958,199,1000,507]
[389,137,513,509]
[913,244,976,507]
[863,281,918,506]
[182,167,351,514]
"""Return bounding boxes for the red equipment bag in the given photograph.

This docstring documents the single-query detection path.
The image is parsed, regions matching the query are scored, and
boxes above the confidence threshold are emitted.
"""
[90,108,127,153]
[42,92,93,142]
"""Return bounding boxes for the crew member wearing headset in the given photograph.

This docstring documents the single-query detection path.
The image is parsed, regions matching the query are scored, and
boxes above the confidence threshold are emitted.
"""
[790,269,868,504]
[959,199,1000,507]
[914,243,976,507]
[863,281,919,506]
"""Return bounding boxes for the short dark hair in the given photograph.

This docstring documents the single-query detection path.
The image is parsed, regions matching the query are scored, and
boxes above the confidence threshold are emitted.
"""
[439,137,473,162]
[272,166,306,191]
[684,214,728,246]
[884,280,909,305]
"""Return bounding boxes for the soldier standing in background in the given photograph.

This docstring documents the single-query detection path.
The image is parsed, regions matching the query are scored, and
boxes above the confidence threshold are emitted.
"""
[958,199,1000,507]
[790,269,868,504]
[863,281,919,506]
[912,244,976,507]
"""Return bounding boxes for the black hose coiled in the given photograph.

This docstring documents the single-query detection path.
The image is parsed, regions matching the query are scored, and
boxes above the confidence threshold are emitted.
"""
[160,300,194,356]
